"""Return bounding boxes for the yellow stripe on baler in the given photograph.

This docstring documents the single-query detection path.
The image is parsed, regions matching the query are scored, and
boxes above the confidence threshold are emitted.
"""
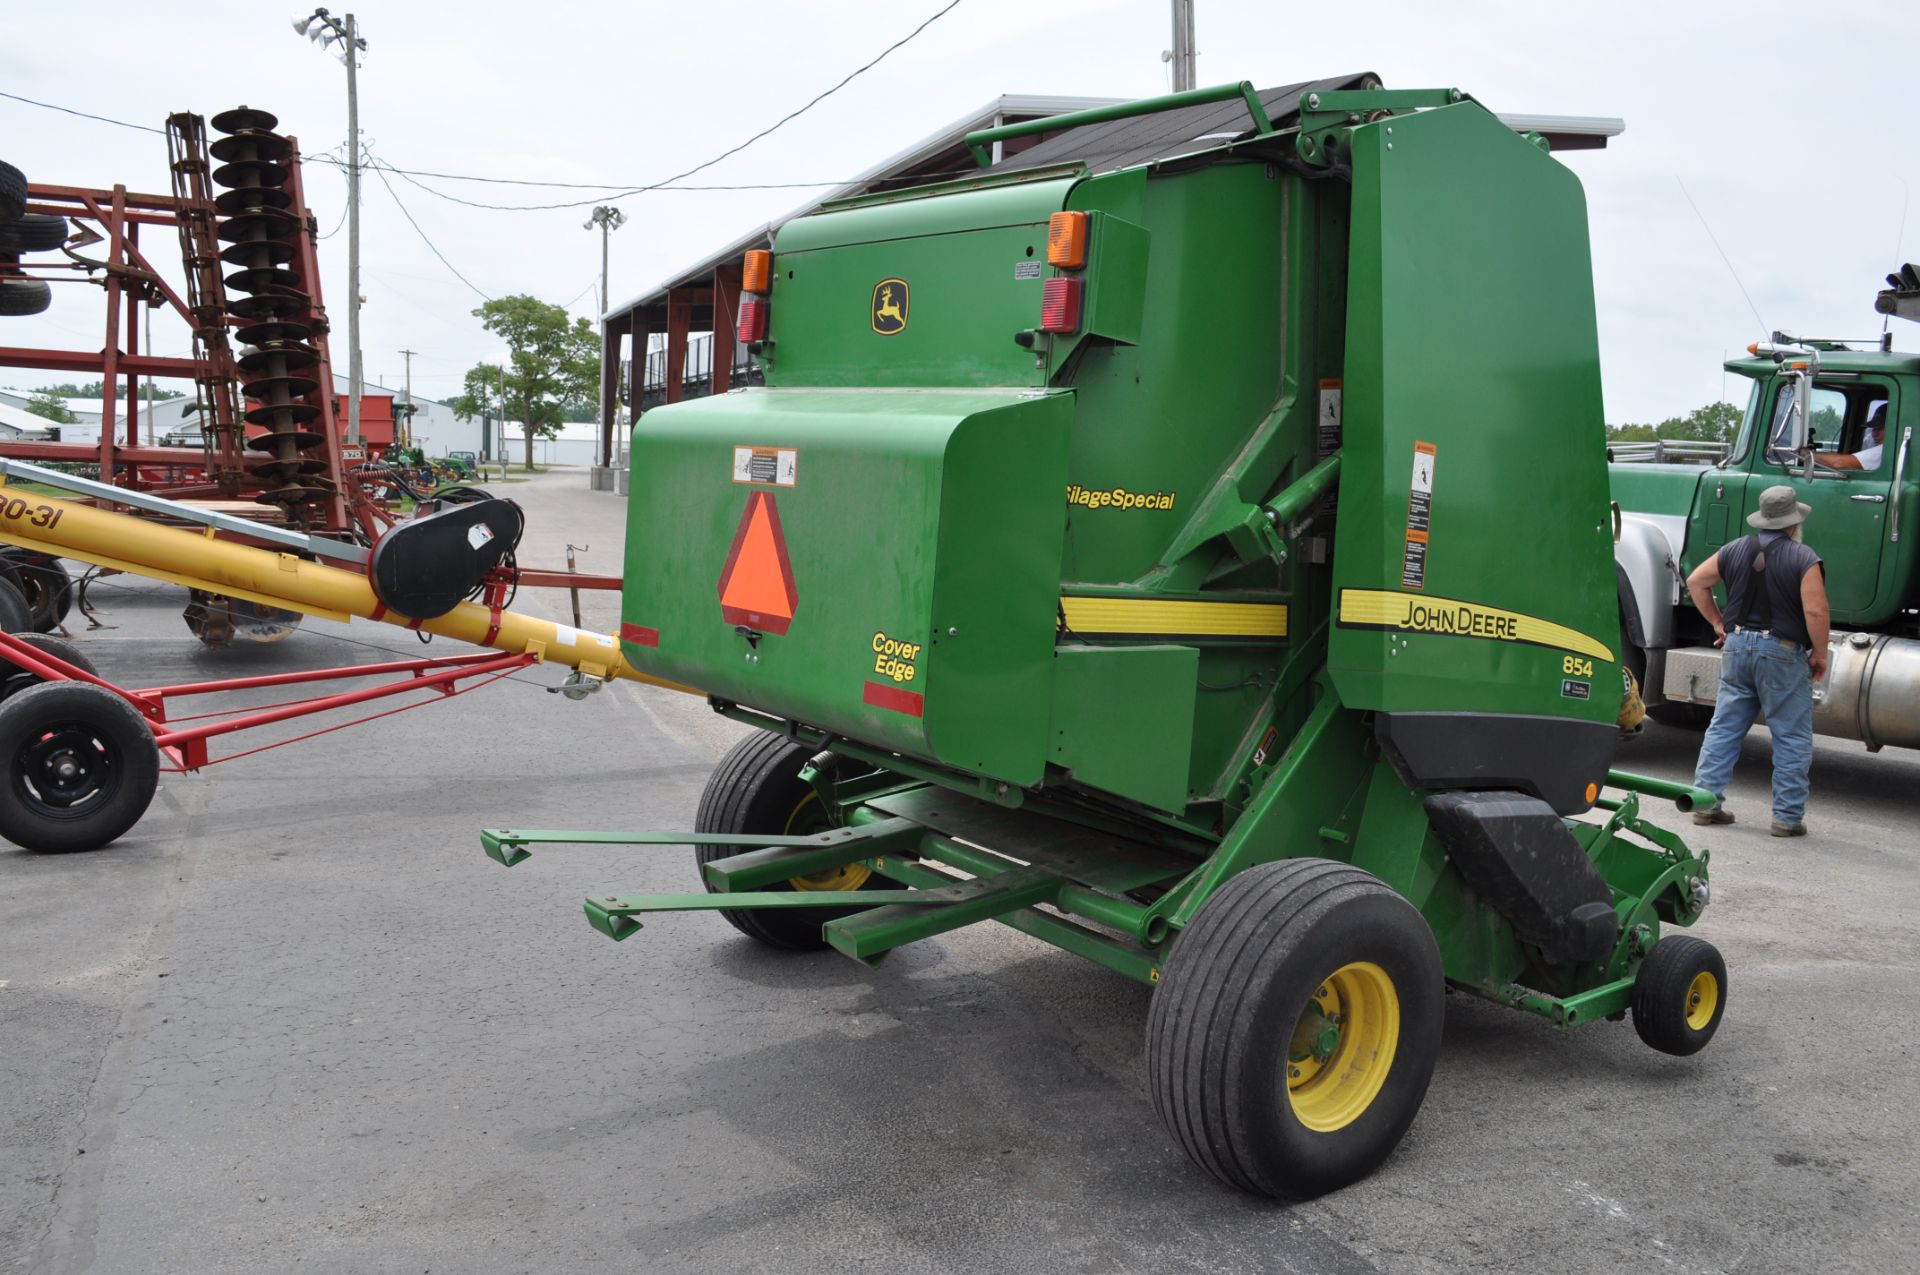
[1059,596,1289,639]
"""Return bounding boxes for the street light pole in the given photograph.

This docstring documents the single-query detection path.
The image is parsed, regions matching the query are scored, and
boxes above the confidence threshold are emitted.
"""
[1165,0,1196,92]
[583,205,625,471]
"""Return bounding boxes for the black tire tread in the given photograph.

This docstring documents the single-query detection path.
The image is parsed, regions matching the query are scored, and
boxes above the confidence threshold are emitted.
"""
[1631,933,1726,1056]
[693,731,871,950]
[0,680,158,852]
[0,158,25,222]
[1147,858,1443,1197]
[0,279,52,318]
[0,212,67,254]
[0,578,32,633]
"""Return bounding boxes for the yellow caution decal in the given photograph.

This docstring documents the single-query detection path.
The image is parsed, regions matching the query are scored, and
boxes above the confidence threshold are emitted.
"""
[1337,588,1613,662]
[1059,596,1287,640]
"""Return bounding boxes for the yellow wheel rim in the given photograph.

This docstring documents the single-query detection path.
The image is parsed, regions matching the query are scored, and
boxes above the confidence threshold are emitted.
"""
[780,790,872,893]
[1286,961,1401,1133]
[1684,970,1719,1031]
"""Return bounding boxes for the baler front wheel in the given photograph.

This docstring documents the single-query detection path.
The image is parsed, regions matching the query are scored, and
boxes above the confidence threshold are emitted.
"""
[694,732,885,950]
[1631,934,1726,1056]
[1146,858,1444,1198]
[0,680,159,852]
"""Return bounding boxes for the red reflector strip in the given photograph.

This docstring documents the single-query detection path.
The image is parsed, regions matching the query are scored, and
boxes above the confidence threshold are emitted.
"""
[863,680,925,717]
[1040,277,1082,333]
[738,298,769,342]
[620,623,660,647]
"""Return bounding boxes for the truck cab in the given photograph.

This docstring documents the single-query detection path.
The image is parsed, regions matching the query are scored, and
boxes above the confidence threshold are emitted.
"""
[1611,332,1920,748]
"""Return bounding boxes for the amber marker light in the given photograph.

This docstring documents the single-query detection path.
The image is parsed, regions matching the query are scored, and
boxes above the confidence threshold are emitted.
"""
[743,249,772,294]
[1047,212,1088,269]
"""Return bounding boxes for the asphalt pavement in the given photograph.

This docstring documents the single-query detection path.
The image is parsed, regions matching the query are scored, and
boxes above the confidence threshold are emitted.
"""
[2,467,1916,1274]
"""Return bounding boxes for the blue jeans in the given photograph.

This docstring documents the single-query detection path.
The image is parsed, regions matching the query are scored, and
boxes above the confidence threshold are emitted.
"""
[1692,630,1815,826]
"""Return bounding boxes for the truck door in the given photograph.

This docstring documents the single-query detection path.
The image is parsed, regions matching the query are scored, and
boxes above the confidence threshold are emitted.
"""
[1744,378,1895,617]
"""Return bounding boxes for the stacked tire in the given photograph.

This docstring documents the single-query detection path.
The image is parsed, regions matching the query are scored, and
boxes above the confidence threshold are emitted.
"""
[1,158,63,317]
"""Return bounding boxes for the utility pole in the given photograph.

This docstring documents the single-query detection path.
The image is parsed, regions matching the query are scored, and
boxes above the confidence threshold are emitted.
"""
[1166,0,1197,92]
[293,9,368,443]
[399,348,416,450]
[344,12,363,446]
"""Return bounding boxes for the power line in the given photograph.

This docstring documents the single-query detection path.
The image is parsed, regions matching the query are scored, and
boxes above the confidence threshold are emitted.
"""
[0,89,164,134]
[304,0,965,212]
[365,151,493,302]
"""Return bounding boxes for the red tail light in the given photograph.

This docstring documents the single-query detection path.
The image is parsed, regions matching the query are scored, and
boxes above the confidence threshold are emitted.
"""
[1040,277,1082,334]
[738,298,769,342]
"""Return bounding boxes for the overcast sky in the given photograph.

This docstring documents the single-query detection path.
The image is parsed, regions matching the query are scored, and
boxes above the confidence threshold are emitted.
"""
[2,0,1914,423]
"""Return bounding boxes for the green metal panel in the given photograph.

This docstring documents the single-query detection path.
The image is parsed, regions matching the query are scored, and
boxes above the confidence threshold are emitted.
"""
[1048,644,1198,812]
[622,388,1071,784]
[1329,101,1619,727]
[764,177,1080,389]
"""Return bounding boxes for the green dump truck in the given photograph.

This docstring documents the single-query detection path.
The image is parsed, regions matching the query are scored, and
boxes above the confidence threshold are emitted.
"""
[1612,280,1920,747]
[490,78,1724,1197]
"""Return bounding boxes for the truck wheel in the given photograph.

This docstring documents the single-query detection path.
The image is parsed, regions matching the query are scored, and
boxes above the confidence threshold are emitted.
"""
[0,633,96,702]
[1631,934,1726,1056]
[1146,858,1445,1197]
[693,732,885,950]
[0,680,159,852]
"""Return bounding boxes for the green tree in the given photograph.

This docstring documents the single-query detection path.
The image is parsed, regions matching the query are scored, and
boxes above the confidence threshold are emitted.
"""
[1607,400,1742,446]
[24,391,78,424]
[31,379,182,401]
[448,295,598,472]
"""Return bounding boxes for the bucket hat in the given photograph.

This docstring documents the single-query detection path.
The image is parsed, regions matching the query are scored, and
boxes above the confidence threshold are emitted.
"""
[1748,484,1811,530]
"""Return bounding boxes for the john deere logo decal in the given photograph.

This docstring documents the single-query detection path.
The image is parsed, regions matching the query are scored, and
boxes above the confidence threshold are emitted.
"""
[871,278,909,335]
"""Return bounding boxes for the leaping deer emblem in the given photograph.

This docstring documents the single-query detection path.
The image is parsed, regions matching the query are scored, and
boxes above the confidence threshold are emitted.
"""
[871,278,909,334]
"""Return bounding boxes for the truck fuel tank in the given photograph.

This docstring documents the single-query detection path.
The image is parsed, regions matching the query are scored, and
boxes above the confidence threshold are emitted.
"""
[1662,631,1920,751]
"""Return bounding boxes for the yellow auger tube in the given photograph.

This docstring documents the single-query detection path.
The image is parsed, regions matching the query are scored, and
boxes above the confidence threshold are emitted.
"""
[0,484,697,695]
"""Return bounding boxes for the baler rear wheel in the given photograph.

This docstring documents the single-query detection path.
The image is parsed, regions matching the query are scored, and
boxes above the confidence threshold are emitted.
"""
[1146,858,1444,1198]
[0,634,97,702]
[1631,934,1726,1056]
[0,680,159,852]
[694,732,884,949]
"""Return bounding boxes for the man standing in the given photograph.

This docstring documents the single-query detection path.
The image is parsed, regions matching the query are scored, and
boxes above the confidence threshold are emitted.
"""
[1684,485,1831,836]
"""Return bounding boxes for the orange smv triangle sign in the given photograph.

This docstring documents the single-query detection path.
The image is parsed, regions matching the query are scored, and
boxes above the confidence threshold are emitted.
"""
[717,491,798,635]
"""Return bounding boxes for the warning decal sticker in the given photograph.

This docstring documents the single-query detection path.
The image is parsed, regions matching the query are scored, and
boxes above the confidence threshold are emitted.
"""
[1317,380,1343,460]
[716,491,799,635]
[732,446,797,487]
[1401,440,1435,590]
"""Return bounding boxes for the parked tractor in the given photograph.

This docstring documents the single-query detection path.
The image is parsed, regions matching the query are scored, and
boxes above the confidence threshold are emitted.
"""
[1613,268,1920,748]
[487,78,1725,1197]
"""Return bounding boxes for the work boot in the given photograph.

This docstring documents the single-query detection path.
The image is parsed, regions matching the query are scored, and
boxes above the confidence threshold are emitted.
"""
[1692,806,1734,826]
[1771,822,1807,838]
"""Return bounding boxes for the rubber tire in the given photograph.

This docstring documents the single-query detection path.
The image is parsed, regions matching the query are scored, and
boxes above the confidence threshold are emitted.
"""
[1146,858,1445,1198]
[2,553,73,632]
[0,680,159,852]
[0,279,52,317]
[0,633,96,702]
[0,578,32,633]
[1648,701,1715,732]
[693,732,886,950]
[1631,934,1727,1056]
[0,213,67,254]
[0,159,25,222]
